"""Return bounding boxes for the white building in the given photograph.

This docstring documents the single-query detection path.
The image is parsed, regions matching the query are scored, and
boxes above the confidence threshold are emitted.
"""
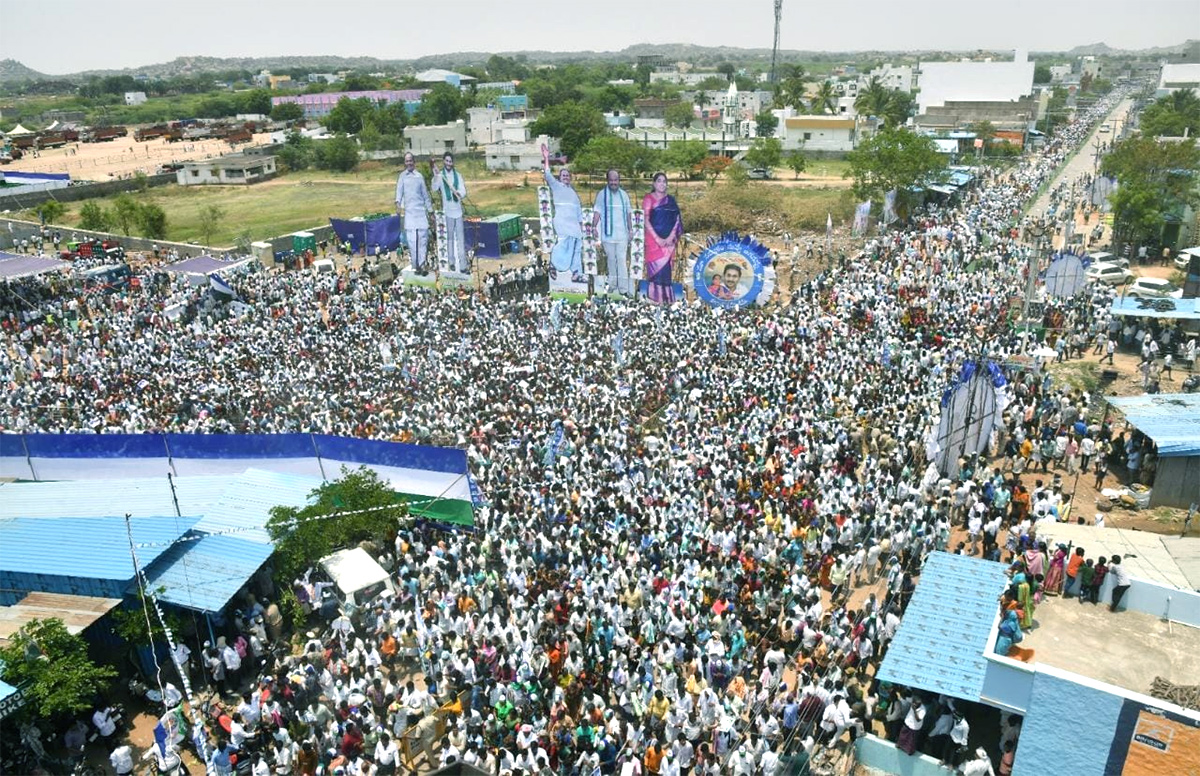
[864,64,913,93]
[467,107,531,146]
[307,73,339,84]
[176,155,276,186]
[1080,56,1103,81]
[485,135,559,171]
[1049,64,1073,83]
[124,91,147,106]
[781,116,857,152]
[649,71,720,87]
[403,121,467,156]
[1157,63,1200,98]
[916,51,1036,116]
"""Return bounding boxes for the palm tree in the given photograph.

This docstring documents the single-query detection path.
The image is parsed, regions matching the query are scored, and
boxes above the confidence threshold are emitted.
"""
[812,80,837,115]
[774,64,808,113]
[854,77,889,118]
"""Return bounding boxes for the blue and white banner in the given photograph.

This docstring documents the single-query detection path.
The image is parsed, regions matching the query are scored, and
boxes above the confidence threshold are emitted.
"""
[692,231,772,309]
[882,190,897,225]
[852,201,872,237]
[208,273,236,298]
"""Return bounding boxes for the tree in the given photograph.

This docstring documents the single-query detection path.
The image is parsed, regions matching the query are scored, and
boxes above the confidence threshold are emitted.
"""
[198,203,226,246]
[573,135,661,178]
[718,63,736,82]
[696,155,733,185]
[854,76,890,119]
[325,97,374,134]
[271,101,304,123]
[846,126,945,206]
[754,111,778,138]
[237,89,273,116]
[1102,136,1200,251]
[414,83,466,125]
[663,101,695,129]
[277,130,314,171]
[786,150,808,179]
[316,134,360,173]
[634,63,652,90]
[774,64,808,113]
[529,101,608,159]
[267,467,407,583]
[744,137,783,171]
[662,140,709,180]
[37,199,66,225]
[0,618,116,719]
[811,81,838,115]
[111,193,141,236]
[1033,64,1052,84]
[138,203,168,239]
[1140,90,1200,138]
[78,201,112,232]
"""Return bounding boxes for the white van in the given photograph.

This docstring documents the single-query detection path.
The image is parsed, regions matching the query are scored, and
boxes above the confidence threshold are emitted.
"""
[1175,246,1200,271]
[318,548,394,610]
[313,258,336,274]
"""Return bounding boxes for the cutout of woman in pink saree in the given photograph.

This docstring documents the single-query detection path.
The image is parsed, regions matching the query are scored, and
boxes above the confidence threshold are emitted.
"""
[643,172,682,304]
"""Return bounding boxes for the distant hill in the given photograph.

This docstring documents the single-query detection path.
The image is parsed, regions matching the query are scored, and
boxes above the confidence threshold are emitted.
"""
[2,40,1196,84]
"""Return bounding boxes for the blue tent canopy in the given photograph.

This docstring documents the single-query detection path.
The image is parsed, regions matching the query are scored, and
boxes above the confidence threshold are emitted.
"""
[1106,394,1200,458]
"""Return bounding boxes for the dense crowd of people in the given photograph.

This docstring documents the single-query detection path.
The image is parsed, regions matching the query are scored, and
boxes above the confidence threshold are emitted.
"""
[1,90,1145,776]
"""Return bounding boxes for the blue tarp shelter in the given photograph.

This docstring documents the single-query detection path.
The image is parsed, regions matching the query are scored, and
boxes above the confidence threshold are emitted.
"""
[1107,393,1200,508]
[1109,296,1200,320]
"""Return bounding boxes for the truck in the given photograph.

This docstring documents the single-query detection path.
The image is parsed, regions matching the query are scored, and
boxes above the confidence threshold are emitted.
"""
[134,125,168,142]
[225,128,253,145]
[316,548,395,616]
[83,126,127,143]
[62,238,125,263]
[79,263,133,292]
[37,132,70,148]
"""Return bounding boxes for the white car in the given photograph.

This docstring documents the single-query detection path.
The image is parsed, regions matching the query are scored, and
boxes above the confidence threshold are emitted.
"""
[1086,251,1127,270]
[1086,262,1133,286]
[1099,123,1112,133]
[1125,277,1183,299]
[1175,247,1200,271]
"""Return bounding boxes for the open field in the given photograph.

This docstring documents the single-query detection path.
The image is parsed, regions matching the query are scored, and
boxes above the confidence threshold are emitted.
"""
[40,160,857,246]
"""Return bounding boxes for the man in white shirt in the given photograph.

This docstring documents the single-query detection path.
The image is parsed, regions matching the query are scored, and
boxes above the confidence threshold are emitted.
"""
[432,153,469,273]
[395,152,433,273]
[109,744,134,776]
[593,169,633,295]
[93,705,119,738]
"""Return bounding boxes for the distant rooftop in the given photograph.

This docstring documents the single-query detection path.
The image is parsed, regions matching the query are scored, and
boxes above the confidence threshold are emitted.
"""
[1019,596,1200,698]
[1035,521,1199,590]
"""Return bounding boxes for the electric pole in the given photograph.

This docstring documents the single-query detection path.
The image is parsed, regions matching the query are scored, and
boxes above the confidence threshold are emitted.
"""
[770,0,784,83]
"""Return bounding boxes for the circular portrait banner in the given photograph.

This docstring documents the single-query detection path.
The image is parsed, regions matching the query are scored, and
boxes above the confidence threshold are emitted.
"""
[692,232,772,308]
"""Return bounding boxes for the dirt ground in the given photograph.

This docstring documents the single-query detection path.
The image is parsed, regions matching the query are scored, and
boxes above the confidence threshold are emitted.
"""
[4,132,274,182]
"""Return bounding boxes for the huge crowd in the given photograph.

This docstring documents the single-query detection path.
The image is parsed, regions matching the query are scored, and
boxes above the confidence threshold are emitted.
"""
[1,90,1149,776]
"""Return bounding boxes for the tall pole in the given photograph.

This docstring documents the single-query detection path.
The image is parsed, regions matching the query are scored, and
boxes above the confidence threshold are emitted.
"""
[770,0,784,83]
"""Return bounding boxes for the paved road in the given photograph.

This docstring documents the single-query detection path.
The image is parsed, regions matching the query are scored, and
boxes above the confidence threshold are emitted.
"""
[1029,97,1134,251]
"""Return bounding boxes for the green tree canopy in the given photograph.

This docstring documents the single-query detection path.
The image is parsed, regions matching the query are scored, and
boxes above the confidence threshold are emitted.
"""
[414,83,467,126]
[1102,136,1200,247]
[662,140,709,180]
[1140,90,1200,139]
[663,101,696,129]
[316,134,360,173]
[744,137,783,170]
[774,64,808,113]
[754,111,779,138]
[78,201,111,232]
[267,467,408,583]
[1033,63,1052,84]
[139,202,168,239]
[325,97,375,134]
[529,101,608,159]
[572,135,661,178]
[198,204,226,247]
[271,101,304,122]
[846,126,945,205]
[786,150,808,179]
[0,618,116,719]
[811,81,838,115]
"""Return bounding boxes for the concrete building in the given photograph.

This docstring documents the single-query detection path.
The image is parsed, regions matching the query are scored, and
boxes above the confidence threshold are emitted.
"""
[271,90,428,120]
[414,69,475,88]
[858,550,1200,776]
[1156,63,1200,99]
[916,51,1036,116]
[484,135,558,171]
[176,154,277,186]
[1080,55,1103,81]
[466,107,531,146]
[403,121,467,156]
[649,71,720,87]
[306,73,339,84]
[123,91,147,106]
[781,116,857,152]
[1049,64,1072,83]
[864,64,914,93]
[633,98,684,129]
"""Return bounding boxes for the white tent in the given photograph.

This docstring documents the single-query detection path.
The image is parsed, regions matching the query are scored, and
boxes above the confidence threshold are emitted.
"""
[5,124,34,136]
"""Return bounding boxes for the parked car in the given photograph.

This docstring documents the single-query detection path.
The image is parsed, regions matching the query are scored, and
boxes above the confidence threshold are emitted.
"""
[1085,261,1133,286]
[1175,246,1200,271]
[1125,277,1183,299]
[1085,251,1126,269]
[1099,123,1112,133]
[748,167,773,180]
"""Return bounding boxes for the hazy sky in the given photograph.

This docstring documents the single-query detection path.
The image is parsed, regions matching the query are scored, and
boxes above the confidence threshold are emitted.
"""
[4,0,1197,74]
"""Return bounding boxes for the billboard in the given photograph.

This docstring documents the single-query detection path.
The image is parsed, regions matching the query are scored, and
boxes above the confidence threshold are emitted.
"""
[1105,700,1200,776]
[691,232,773,308]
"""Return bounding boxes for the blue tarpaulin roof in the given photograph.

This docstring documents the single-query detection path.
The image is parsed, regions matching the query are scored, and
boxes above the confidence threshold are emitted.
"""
[877,552,1011,702]
[1106,393,1200,457]
[1110,296,1200,320]
[0,252,70,279]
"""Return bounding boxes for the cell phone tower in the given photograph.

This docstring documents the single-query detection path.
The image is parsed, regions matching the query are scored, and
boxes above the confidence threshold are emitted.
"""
[770,0,784,83]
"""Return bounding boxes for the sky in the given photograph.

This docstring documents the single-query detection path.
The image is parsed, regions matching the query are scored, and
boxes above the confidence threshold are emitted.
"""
[3,0,1198,75]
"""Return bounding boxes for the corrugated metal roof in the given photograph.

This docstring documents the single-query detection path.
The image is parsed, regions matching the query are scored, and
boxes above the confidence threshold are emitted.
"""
[0,592,122,644]
[0,475,227,520]
[0,516,198,580]
[191,469,321,544]
[877,552,1011,702]
[142,534,275,613]
[1106,393,1200,457]
[1109,297,1200,321]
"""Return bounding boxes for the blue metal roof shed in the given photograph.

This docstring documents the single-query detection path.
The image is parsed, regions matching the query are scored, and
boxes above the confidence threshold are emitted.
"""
[0,516,198,605]
[877,552,1011,703]
[142,534,276,613]
[0,476,226,520]
[191,469,321,544]
[1106,393,1200,509]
